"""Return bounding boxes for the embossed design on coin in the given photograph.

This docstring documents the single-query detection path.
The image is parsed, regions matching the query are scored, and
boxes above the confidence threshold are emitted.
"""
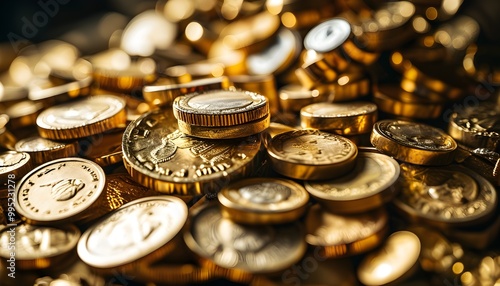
[184,204,306,273]
[122,109,261,194]
[238,182,291,204]
[394,164,497,226]
[269,129,356,164]
[378,120,455,151]
[46,179,85,201]
[305,153,399,213]
[15,157,106,224]
[0,224,80,261]
[78,196,187,268]
[0,151,28,170]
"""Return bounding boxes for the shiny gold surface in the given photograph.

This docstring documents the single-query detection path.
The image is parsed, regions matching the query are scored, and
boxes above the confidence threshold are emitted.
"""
[177,113,270,139]
[300,101,377,135]
[37,95,127,140]
[394,164,498,227]
[373,84,444,119]
[83,130,124,167]
[0,151,32,185]
[15,136,79,165]
[229,74,279,116]
[371,119,457,165]
[305,204,388,258]
[218,177,309,224]
[357,231,421,285]
[267,129,358,180]
[278,84,320,113]
[304,152,400,213]
[122,109,261,195]
[173,89,269,127]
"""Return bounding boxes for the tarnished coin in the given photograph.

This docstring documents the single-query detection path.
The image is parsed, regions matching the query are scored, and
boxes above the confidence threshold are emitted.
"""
[15,136,79,165]
[371,119,457,165]
[183,203,306,274]
[218,178,309,224]
[357,231,421,285]
[393,164,497,227]
[304,152,399,213]
[36,95,127,140]
[267,129,358,180]
[78,196,188,270]
[305,204,388,258]
[448,103,500,151]
[0,151,32,185]
[300,101,377,135]
[0,223,80,270]
[15,157,107,224]
[122,109,261,195]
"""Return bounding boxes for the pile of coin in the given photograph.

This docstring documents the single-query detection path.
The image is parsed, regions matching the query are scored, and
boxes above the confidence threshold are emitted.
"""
[1,0,500,285]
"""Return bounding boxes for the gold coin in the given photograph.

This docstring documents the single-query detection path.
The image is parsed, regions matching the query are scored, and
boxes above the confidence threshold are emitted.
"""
[373,84,444,119]
[260,122,296,149]
[15,136,79,165]
[177,113,271,139]
[77,196,188,270]
[402,61,472,101]
[183,203,306,274]
[36,95,127,140]
[164,62,225,83]
[0,151,32,186]
[304,152,399,213]
[315,75,371,102]
[247,28,301,76]
[279,84,320,113]
[92,53,157,93]
[15,157,107,224]
[357,231,421,285]
[305,204,388,258]
[0,223,80,270]
[122,109,261,195]
[218,177,309,224]
[394,164,498,227]
[28,76,92,102]
[229,74,279,116]
[304,18,351,54]
[143,76,231,107]
[218,11,280,53]
[83,130,124,167]
[370,119,457,165]
[267,129,358,180]
[295,55,338,89]
[300,101,377,135]
[3,100,44,129]
[448,103,500,151]
[173,89,269,127]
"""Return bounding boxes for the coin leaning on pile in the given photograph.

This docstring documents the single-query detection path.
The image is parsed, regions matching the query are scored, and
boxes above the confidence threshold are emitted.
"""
[2,0,500,285]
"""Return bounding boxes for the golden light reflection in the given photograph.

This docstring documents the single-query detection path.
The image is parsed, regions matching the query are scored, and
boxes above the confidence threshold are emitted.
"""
[373,262,392,279]
[164,0,195,22]
[452,262,464,274]
[266,0,283,15]
[281,12,297,28]
[442,0,462,16]
[121,10,177,57]
[9,57,33,86]
[412,17,429,33]
[426,7,438,20]
[337,76,350,86]
[185,22,204,42]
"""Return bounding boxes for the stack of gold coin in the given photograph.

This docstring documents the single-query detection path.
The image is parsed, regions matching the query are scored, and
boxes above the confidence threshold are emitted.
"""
[3,0,500,284]
[172,89,270,139]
